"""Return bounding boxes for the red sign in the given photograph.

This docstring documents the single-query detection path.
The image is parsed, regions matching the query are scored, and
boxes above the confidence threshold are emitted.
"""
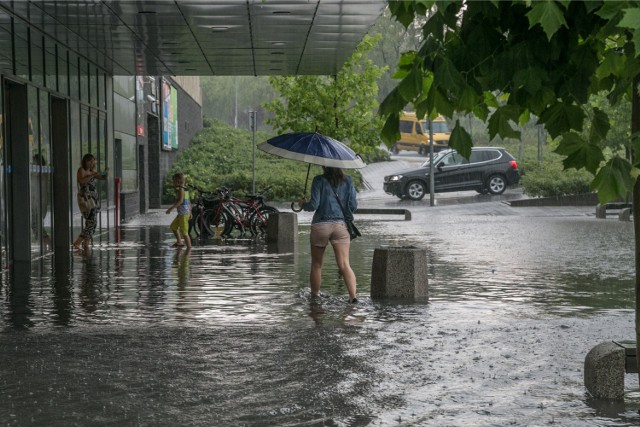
[137,125,145,136]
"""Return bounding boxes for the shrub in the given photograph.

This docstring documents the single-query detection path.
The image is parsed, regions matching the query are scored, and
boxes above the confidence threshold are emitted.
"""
[163,119,365,203]
[520,160,593,198]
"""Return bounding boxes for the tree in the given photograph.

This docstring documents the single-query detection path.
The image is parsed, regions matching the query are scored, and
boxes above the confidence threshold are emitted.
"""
[379,1,640,377]
[263,34,388,156]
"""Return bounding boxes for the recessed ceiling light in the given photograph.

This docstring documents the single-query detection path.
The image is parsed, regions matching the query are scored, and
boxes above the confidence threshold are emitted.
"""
[271,42,286,46]
[270,51,285,55]
[210,26,229,32]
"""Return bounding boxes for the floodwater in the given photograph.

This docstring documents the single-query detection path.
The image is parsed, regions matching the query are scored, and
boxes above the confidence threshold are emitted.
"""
[0,197,638,426]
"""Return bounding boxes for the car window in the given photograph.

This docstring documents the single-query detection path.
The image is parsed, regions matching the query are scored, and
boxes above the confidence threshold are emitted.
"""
[441,152,468,166]
[415,123,423,135]
[486,150,501,161]
[399,120,413,133]
[469,151,484,163]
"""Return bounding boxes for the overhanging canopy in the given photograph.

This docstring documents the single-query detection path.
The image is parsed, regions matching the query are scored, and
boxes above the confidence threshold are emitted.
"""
[0,0,387,76]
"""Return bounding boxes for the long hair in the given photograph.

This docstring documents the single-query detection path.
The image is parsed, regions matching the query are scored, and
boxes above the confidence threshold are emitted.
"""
[81,153,95,169]
[323,167,344,188]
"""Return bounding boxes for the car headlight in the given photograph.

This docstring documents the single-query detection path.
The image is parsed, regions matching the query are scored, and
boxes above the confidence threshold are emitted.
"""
[388,175,402,182]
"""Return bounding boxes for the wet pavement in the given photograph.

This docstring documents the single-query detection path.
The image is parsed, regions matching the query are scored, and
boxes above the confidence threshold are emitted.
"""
[0,160,638,426]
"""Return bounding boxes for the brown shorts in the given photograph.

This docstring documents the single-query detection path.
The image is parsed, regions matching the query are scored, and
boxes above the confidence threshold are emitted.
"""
[310,222,350,247]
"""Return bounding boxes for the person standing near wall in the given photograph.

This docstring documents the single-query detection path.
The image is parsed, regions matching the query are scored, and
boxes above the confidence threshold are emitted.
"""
[73,153,108,253]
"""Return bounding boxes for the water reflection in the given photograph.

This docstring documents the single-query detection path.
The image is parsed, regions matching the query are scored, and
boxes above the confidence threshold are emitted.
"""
[0,211,637,426]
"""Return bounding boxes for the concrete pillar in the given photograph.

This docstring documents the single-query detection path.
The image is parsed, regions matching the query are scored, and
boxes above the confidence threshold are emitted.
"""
[595,204,607,219]
[584,341,625,399]
[619,208,632,222]
[371,247,428,302]
[266,212,298,253]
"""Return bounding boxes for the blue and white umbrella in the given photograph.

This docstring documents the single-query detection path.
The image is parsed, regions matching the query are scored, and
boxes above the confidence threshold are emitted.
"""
[258,132,365,211]
[258,132,365,169]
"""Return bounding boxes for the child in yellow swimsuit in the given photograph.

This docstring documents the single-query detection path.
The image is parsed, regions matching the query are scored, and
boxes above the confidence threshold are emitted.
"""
[166,172,192,249]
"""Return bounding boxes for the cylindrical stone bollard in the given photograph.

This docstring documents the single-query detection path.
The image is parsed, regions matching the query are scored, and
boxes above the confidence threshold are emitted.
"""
[266,212,298,252]
[371,246,428,302]
[619,208,632,222]
[584,341,625,399]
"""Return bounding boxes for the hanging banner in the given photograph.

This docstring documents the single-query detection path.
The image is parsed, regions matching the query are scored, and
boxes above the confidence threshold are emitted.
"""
[162,79,178,151]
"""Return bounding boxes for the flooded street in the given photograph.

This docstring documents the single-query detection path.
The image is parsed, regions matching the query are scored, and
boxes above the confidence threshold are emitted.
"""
[1,161,638,426]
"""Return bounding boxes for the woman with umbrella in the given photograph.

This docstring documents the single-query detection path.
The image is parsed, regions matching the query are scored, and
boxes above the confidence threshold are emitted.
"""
[298,166,358,303]
[259,132,364,303]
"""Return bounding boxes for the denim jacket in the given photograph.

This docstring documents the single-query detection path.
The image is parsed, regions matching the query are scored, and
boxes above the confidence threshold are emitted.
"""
[303,175,357,224]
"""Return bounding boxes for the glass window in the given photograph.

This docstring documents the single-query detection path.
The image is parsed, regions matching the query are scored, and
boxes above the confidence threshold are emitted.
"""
[431,121,449,133]
[90,66,98,107]
[58,48,69,96]
[69,53,79,100]
[113,92,135,133]
[70,101,81,220]
[113,76,134,99]
[38,90,52,251]
[44,38,57,91]
[30,30,44,86]
[116,132,137,192]
[486,150,501,161]
[98,71,105,109]
[14,22,29,80]
[399,120,413,133]
[0,13,13,74]
[469,151,484,163]
[79,59,89,104]
[28,86,41,257]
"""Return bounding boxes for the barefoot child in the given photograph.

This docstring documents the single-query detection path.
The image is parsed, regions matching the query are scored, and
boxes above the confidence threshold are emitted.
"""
[166,173,192,249]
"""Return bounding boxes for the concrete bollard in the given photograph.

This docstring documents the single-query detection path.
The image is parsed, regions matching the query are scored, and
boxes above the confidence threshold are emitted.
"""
[370,246,428,302]
[266,212,298,252]
[619,208,632,222]
[595,204,607,219]
[584,341,625,399]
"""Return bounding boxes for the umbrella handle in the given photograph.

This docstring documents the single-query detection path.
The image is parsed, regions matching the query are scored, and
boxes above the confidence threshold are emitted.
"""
[291,201,303,212]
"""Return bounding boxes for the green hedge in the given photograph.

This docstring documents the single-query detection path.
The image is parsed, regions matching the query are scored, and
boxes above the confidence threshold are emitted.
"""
[520,160,593,198]
[163,119,366,203]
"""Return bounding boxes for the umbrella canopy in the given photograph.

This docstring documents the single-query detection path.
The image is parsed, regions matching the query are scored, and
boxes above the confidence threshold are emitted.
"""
[258,132,365,169]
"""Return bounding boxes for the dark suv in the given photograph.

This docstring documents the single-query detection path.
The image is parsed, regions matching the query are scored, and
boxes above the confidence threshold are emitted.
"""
[383,147,520,200]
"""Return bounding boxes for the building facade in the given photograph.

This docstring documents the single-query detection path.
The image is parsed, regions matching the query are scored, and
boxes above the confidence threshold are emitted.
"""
[0,9,202,272]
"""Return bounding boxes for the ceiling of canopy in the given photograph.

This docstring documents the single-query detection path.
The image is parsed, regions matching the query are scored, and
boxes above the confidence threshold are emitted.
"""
[0,0,387,76]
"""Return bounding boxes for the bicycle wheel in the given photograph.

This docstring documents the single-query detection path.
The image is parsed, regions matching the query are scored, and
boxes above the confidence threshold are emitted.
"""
[203,208,230,238]
[249,206,279,235]
[222,203,245,238]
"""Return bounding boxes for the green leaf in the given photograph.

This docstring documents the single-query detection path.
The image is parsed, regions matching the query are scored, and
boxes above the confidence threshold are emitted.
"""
[388,1,417,28]
[588,107,610,144]
[381,113,401,147]
[397,68,423,101]
[526,1,568,41]
[596,51,626,79]
[555,132,604,174]
[617,7,640,31]
[487,106,521,141]
[457,84,479,112]
[590,157,633,203]
[538,102,584,138]
[379,88,407,117]
[449,120,473,159]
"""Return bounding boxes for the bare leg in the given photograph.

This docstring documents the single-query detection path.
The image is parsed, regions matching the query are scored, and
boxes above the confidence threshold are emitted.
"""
[184,231,192,249]
[310,245,326,296]
[332,242,357,301]
[173,228,183,246]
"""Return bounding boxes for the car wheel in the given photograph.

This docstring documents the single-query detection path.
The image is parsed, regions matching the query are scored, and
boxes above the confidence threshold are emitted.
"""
[391,145,399,155]
[418,146,425,156]
[405,180,426,201]
[486,174,507,195]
